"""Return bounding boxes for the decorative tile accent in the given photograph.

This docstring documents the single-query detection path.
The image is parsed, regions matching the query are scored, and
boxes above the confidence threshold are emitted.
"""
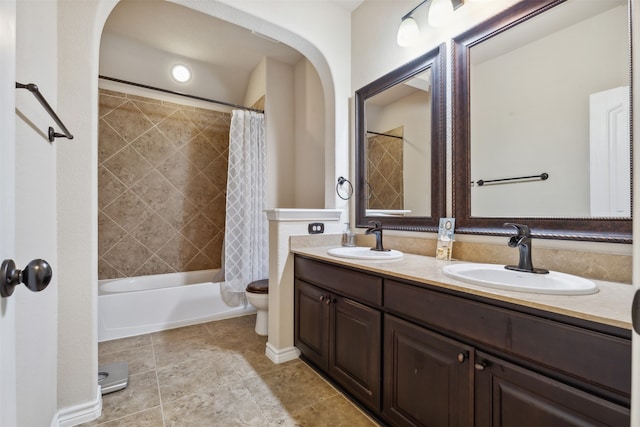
[98,89,230,280]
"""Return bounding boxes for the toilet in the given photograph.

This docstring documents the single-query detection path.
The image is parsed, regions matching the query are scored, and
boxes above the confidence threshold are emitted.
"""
[245,279,269,336]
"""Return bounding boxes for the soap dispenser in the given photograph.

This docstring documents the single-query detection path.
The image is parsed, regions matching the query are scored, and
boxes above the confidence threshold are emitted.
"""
[342,223,356,247]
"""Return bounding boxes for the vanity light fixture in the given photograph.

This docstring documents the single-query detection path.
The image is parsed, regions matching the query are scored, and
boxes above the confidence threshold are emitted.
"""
[397,0,463,46]
[170,64,191,83]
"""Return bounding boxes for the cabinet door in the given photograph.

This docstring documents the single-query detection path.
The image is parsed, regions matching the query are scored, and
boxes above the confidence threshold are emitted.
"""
[383,314,473,427]
[329,295,382,411]
[294,279,330,370]
[475,351,629,427]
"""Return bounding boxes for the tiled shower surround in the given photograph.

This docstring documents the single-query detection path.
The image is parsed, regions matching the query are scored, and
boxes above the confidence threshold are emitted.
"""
[98,89,230,280]
[366,126,404,210]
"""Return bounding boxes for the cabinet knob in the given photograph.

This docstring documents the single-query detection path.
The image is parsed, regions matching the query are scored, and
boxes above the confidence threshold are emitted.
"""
[319,294,332,304]
[474,362,486,371]
[457,352,468,363]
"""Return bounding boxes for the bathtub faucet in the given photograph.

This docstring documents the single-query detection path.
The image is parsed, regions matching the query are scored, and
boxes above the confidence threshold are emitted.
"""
[504,223,548,274]
[365,220,389,252]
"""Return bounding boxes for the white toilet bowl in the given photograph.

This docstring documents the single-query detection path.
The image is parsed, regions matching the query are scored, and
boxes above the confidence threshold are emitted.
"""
[245,279,269,336]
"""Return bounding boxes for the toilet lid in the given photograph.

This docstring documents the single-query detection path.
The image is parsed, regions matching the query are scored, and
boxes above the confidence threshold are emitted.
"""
[246,279,269,294]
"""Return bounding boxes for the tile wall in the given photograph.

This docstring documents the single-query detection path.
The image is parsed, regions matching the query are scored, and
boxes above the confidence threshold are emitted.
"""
[366,126,404,210]
[98,89,230,280]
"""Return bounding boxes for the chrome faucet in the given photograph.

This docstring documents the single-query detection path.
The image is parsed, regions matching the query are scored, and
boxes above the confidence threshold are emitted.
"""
[365,220,389,252]
[504,223,549,274]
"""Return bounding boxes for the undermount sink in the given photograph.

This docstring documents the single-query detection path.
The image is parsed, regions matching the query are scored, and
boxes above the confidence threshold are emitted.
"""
[442,263,598,295]
[327,246,403,260]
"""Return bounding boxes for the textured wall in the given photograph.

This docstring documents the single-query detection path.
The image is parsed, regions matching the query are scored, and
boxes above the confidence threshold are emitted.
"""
[98,89,230,279]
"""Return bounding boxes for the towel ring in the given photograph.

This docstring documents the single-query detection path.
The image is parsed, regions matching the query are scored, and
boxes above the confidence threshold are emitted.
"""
[336,176,353,200]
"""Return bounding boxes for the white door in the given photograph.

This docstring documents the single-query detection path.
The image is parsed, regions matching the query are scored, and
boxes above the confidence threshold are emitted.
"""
[589,86,631,217]
[0,1,17,426]
[632,1,640,423]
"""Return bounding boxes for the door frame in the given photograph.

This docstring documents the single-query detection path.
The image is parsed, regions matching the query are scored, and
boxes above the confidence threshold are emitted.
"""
[631,0,639,425]
[0,0,17,425]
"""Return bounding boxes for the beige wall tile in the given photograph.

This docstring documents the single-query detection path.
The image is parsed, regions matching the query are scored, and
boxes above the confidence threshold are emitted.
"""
[98,90,229,280]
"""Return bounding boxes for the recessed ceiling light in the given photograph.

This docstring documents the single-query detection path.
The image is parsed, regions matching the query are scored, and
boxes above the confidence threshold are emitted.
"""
[171,64,191,83]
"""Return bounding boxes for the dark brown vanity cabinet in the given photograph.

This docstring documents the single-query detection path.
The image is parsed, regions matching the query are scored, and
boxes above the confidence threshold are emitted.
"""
[294,258,382,411]
[294,256,631,427]
[383,314,473,427]
[474,352,630,427]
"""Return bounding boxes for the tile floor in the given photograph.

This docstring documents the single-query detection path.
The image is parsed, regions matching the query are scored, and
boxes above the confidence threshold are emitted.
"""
[83,314,379,426]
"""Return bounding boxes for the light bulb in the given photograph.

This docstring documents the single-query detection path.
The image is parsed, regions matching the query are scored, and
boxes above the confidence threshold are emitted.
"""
[171,64,191,83]
[397,16,420,47]
[428,0,454,27]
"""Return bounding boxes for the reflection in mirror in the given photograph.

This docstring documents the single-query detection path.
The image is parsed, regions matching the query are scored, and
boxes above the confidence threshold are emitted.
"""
[453,0,632,242]
[471,0,629,218]
[356,45,446,232]
[365,68,431,217]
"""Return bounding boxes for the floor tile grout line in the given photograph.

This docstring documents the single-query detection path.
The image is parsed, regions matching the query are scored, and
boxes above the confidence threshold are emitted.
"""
[92,406,165,427]
[299,360,381,424]
[151,337,167,427]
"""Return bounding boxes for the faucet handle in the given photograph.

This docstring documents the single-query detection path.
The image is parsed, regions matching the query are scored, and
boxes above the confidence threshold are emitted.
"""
[367,220,382,229]
[504,223,531,237]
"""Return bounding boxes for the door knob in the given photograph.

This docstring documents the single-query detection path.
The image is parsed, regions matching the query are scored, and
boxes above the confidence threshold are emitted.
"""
[1,259,52,297]
[633,289,640,334]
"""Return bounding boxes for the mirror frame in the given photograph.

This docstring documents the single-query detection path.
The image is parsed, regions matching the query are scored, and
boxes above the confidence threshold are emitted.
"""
[452,0,632,243]
[356,44,446,232]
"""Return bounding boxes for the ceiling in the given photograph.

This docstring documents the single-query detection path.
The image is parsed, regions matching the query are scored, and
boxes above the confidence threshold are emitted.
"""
[102,0,364,100]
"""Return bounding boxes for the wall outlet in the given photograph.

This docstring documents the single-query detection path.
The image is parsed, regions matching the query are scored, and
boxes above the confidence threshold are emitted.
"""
[308,222,324,234]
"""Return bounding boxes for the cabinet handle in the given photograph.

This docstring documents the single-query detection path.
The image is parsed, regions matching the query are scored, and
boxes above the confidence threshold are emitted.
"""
[457,352,468,363]
[474,362,486,371]
[319,295,325,302]
[325,296,333,305]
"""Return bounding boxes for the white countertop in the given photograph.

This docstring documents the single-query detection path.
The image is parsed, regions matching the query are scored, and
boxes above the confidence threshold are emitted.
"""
[292,246,633,330]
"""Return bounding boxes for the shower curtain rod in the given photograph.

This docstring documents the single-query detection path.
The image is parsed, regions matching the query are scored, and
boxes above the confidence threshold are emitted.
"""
[98,75,264,113]
[367,130,403,140]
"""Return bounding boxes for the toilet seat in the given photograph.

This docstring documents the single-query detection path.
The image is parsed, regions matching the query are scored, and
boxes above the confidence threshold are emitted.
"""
[246,279,268,294]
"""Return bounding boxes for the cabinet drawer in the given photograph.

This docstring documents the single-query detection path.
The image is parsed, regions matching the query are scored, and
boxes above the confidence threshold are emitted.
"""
[384,279,631,399]
[295,256,382,307]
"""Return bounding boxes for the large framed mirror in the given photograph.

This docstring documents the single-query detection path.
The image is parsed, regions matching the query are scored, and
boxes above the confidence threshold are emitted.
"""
[356,44,446,232]
[453,0,631,243]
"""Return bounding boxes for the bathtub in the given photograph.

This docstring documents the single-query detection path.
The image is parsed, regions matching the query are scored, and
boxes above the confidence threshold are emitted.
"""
[98,269,255,342]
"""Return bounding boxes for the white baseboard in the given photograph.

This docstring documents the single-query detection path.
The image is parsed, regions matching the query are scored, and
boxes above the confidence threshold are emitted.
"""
[265,342,300,364]
[56,386,102,427]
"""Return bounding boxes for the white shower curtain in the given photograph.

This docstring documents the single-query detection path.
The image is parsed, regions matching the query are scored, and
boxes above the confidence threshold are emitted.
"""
[222,110,268,306]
